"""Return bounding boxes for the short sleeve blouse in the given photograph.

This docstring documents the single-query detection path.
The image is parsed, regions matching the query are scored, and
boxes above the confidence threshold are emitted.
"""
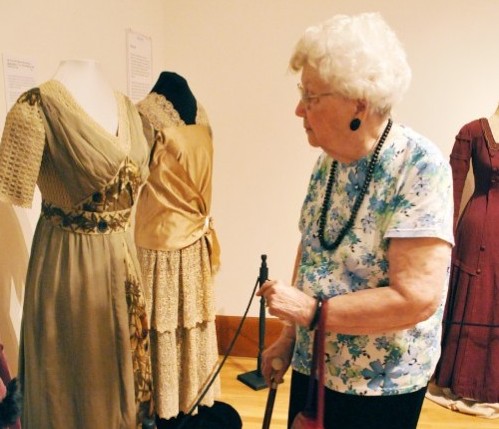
[294,122,454,396]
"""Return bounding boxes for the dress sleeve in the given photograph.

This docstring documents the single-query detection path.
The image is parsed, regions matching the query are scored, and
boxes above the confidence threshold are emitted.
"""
[0,89,46,208]
[449,126,472,231]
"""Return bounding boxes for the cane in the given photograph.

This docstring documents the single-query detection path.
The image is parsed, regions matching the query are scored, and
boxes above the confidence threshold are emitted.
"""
[261,358,284,429]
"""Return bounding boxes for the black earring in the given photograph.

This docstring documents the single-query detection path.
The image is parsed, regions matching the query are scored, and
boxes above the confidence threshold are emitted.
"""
[350,118,361,131]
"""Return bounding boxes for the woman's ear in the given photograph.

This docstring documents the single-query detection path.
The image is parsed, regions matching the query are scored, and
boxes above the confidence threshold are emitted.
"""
[355,99,367,115]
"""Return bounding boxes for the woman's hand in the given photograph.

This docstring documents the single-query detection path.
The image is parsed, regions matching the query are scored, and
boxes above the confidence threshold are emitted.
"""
[261,329,295,385]
[257,280,317,327]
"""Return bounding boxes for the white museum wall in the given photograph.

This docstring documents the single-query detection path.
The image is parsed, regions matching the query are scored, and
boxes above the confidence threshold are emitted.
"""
[1,0,499,370]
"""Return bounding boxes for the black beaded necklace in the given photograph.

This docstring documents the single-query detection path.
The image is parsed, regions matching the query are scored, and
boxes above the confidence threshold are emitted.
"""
[318,118,392,251]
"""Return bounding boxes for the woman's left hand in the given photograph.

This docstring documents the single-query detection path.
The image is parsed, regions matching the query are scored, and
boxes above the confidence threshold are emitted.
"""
[257,280,317,327]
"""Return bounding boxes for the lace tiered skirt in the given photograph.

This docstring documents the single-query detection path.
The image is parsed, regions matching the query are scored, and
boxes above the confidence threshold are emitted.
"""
[137,238,220,419]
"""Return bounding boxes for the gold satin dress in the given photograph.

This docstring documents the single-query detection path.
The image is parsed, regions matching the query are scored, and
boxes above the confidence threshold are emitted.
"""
[135,93,221,420]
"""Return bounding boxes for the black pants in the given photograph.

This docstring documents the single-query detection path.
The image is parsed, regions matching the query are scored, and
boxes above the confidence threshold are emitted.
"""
[288,370,427,429]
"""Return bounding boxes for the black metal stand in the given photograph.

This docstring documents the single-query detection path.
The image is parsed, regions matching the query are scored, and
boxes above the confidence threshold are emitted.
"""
[237,255,268,390]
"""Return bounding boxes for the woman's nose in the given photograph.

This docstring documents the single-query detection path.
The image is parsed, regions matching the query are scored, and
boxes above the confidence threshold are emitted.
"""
[295,100,306,117]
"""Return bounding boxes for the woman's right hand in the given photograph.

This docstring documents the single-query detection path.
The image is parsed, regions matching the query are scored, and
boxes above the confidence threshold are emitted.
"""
[261,329,295,385]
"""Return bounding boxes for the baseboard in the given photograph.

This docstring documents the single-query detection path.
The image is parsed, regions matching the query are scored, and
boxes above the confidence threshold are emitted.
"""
[216,315,284,357]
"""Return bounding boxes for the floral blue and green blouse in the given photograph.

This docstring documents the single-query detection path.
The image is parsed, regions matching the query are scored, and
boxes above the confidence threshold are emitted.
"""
[293,122,454,396]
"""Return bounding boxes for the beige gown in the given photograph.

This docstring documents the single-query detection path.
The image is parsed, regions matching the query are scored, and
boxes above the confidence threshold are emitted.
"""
[135,92,221,420]
[0,80,153,428]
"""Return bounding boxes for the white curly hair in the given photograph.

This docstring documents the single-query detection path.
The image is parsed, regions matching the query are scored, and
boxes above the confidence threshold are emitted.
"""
[290,12,411,115]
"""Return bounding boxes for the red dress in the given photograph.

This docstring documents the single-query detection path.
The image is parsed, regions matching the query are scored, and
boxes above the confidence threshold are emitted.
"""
[0,342,21,429]
[435,118,499,403]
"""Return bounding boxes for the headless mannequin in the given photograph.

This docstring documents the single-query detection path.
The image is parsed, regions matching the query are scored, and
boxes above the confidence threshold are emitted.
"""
[52,59,118,135]
[150,71,197,124]
[488,103,499,142]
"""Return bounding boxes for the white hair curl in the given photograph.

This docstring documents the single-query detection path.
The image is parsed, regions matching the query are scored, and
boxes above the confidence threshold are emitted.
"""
[290,12,411,115]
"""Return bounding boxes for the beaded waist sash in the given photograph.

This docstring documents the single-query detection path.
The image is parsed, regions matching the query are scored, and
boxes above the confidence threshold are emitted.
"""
[41,201,131,234]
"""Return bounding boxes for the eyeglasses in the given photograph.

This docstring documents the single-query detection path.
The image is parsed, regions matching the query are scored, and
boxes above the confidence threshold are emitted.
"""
[297,83,335,106]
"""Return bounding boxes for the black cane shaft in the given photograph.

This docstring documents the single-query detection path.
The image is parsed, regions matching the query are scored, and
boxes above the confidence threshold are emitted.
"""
[261,358,283,429]
[262,381,278,429]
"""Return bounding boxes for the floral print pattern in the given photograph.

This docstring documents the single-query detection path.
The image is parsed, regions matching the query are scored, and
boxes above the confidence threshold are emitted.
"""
[292,123,454,396]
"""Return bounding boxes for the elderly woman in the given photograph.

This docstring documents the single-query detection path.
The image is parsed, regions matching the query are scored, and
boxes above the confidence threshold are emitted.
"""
[257,13,454,429]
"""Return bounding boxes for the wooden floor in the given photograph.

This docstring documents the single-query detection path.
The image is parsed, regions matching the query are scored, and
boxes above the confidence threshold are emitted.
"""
[219,356,498,429]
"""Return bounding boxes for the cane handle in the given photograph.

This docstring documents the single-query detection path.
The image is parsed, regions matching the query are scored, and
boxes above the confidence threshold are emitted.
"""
[271,357,284,371]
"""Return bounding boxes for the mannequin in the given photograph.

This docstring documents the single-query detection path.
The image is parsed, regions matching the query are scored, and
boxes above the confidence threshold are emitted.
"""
[150,71,197,125]
[0,61,154,428]
[135,72,240,428]
[488,103,499,141]
[428,107,499,418]
[52,59,118,134]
